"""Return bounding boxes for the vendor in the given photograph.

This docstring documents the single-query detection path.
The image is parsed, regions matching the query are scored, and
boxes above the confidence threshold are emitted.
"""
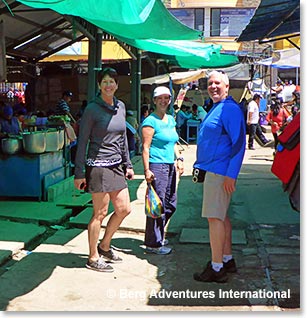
[0,105,21,138]
[55,90,76,123]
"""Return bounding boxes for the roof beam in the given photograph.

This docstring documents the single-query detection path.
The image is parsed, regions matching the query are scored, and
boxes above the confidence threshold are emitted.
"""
[33,34,86,63]
[64,16,96,41]
[259,33,300,49]
[6,17,72,50]
[0,0,21,15]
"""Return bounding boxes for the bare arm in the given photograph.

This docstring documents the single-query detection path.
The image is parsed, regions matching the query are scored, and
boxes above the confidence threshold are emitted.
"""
[142,126,155,183]
[247,111,253,125]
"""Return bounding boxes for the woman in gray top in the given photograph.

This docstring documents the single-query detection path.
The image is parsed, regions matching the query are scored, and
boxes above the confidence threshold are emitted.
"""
[74,68,134,273]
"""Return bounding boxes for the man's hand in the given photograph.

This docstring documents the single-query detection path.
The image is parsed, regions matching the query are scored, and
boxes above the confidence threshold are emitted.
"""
[223,176,236,194]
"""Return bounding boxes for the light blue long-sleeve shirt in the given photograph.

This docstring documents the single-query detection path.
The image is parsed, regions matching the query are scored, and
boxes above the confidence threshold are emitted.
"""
[194,96,246,179]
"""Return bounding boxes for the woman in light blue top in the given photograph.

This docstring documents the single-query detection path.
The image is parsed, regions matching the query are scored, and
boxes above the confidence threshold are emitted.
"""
[142,86,184,255]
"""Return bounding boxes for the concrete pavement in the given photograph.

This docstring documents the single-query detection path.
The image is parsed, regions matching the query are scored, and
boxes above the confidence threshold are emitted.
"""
[0,135,300,313]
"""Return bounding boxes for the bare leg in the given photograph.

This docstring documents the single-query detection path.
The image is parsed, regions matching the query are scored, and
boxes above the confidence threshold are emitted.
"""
[223,215,232,255]
[99,187,131,251]
[208,217,225,263]
[88,192,110,261]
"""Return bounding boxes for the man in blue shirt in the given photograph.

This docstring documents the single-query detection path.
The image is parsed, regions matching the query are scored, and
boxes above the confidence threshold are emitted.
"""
[193,71,246,283]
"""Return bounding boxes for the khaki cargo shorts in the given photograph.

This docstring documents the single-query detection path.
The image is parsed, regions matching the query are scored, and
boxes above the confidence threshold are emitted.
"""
[202,172,231,221]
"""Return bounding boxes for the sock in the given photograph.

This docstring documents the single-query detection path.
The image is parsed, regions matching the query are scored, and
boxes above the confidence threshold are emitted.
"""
[223,255,233,263]
[211,261,223,272]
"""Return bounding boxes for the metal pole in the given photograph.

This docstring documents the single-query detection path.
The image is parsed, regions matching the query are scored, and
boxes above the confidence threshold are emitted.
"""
[87,38,97,102]
[131,48,141,124]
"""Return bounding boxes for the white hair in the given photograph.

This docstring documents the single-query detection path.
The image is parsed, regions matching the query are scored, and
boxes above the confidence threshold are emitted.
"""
[208,70,229,86]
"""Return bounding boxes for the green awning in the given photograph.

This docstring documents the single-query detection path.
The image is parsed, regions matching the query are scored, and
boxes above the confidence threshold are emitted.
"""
[17,0,201,40]
[118,38,239,68]
[17,0,238,68]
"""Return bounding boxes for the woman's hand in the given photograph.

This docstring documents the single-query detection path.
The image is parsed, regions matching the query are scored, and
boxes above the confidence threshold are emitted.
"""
[144,169,155,183]
[125,168,135,180]
[74,178,86,190]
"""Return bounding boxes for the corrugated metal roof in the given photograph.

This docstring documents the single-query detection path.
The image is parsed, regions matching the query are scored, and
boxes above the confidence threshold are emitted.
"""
[1,0,86,62]
[237,0,300,42]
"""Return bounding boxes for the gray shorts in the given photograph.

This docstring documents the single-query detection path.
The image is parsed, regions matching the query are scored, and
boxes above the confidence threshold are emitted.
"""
[202,172,231,221]
[85,165,127,193]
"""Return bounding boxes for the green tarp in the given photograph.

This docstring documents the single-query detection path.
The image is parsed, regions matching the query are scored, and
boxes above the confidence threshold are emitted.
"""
[118,38,239,68]
[17,0,238,68]
[17,0,201,40]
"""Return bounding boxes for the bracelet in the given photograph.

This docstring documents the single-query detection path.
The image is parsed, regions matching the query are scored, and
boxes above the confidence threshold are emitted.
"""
[176,157,184,162]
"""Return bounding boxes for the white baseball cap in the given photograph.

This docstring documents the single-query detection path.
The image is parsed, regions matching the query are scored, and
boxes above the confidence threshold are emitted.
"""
[153,86,171,98]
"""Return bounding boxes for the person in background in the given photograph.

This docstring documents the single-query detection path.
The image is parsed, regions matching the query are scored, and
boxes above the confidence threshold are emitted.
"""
[192,104,207,122]
[282,79,296,104]
[77,100,88,119]
[140,105,149,123]
[55,90,76,123]
[203,97,214,113]
[74,100,88,138]
[126,110,139,132]
[283,91,300,117]
[176,104,192,139]
[193,70,246,283]
[290,92,300,118]
[0,104,21,138]
[149,106,155,115]
[266,99,289,152]
[74,68,134,273]
[142,86,184,255]
[271,80,284,103]
[16,107,27,131]
[126,110,140,155]
[288,80,297,94]
[246,94,270,150]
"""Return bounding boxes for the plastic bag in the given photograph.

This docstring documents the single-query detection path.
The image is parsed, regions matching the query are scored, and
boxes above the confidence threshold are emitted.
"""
[64,122,77,142]
[145,183,163,218]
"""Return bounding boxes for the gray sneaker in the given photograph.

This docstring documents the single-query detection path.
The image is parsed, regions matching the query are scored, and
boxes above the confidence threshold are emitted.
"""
[86,257,114,272]
[145,246,172,255]
[97,245,123,263]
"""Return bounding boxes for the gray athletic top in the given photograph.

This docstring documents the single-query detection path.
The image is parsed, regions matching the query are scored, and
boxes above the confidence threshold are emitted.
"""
[74,94,132,179]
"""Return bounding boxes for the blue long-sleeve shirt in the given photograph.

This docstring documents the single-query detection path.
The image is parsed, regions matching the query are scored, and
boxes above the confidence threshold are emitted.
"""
[194,96,246,179]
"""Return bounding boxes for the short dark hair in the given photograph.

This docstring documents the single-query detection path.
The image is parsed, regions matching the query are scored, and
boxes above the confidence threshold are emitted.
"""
[97,68,119,85]
[63,90,73,97]
[253,94,262,100]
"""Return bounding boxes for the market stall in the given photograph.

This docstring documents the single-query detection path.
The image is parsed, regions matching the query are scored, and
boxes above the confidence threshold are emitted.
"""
[0,120,72,200]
